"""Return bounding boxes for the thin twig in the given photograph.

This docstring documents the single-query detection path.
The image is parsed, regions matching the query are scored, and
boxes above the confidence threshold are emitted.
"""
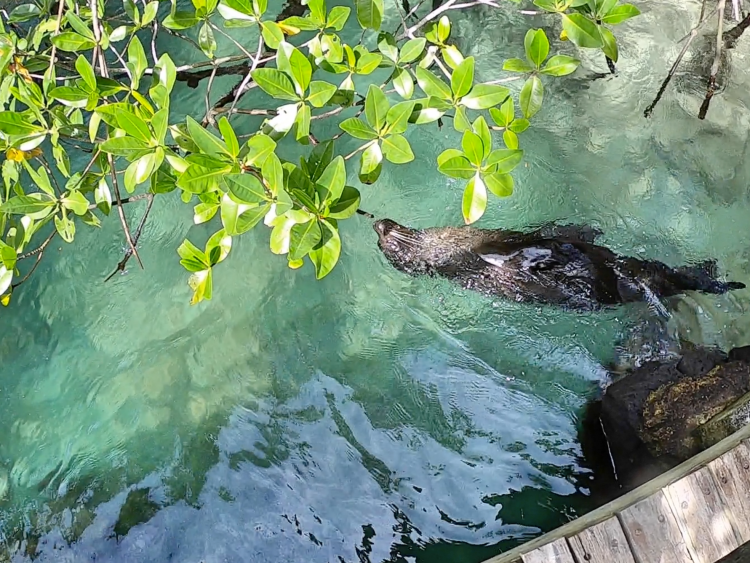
[17,230,57,260]
[644,0,712,118]
[104,193,155,282]
[699,0,728,119]
[108,154,144,270]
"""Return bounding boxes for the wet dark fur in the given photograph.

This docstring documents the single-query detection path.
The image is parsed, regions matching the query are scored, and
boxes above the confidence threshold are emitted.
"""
[373,219,746,312]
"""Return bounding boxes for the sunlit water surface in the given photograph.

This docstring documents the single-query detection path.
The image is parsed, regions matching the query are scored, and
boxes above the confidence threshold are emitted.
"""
[2,0,750,561]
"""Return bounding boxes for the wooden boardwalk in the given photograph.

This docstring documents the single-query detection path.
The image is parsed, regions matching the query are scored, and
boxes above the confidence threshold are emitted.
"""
[484,423,750,563]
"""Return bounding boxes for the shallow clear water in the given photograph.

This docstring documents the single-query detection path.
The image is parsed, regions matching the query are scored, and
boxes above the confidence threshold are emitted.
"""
[2,0,750,561]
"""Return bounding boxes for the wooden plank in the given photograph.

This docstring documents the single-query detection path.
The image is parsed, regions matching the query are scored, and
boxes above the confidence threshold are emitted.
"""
[521,538,575,563]
[483,423,750,563]
[568,516,636,563]
[618,490,693,563]
[665,466,739,563]
[708,441,750,543]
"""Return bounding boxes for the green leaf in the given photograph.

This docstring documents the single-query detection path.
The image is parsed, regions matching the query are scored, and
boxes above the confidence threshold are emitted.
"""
[486,149,523,174]
[601,4,640,24]
[0,112,42,136]
[596,0,619,18]
[61,190,89,215]
[178,238,209,268]
[224,173,268,203]
[562,14,603,48]
[8,4,41,23]
[438,155,475,179]
[437,148,464,167]
[0,241,16,270]
[295,103,311,143]
[290,219,322,260]
[377,32,399,63]
[453,105,471,132]
[382,135,414,164]
[317,156,346,203]
[339,118,378,140]
[95,178,112,215]
[177,163,230,193]
[51,32,96,52]
[524,29,549,69]
[99,136,151,159]
[473,116,492,160]
[251,68,300,101]
[399,38,427,64]
[188,269,213,305]
[309,220,341,279]
[278,41,312,95]
[360,142,383,176]
[485,172,514,197]
[279,15,318,31]
[244,134,276,166]
[75,55,97,91]
[218,117,239,157]
[392,68,414,99]
[198,22,217,58]
[0,194,56,215]
[540,55,580,76]
[354,52,382,74]
[509,118,530,133]
[261,152,283,196]
[502,58,534,73]
[600,26,618,62]
[307,81,337,107]
[261,21,284,49]
[462,130,484,166]
[163,10,199,29]
[327,6,351,30]
[461,84,510,110]
[124,152,158,192]
[307,140,335,181]
[462,173,487,225]
[55,214,75,243]
[533,0,560,11]
[438,15,451,42]
[441,44,464,69]
[365,84,389,132]
[328,186,361,219]
[451,56,475,99]
[519,75,544,119]
[221,193,270,235]
[356,0,384,30]
[410,97,449,125]
[48,86,89,108]
[308,0,326,23]
[186,115,229,158]
[117,111,153,143]
[503,129,519,149]
[385,100,415,135]
[206,229,232,265]
[415,67,452,100]
[491,97,514,127]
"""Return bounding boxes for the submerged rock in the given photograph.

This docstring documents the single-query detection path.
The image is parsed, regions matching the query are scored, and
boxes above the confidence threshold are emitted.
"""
[583,344,750,493]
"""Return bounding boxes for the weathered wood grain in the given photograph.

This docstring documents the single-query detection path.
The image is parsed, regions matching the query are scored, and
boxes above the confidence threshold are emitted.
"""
[708,441,750,543]
[568,516,636,563]
[618,490,693,563]
[666,466,739,563]
[520,538,575,563]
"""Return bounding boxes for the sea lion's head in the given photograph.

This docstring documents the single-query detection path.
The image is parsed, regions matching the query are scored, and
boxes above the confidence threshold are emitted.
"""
[373,219,431,275]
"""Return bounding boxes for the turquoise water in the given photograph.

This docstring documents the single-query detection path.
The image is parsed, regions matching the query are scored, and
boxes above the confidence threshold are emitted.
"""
[2,0,750,561]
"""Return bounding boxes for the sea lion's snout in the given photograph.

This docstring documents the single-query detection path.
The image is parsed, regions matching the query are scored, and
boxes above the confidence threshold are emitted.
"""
[373,219,398,239]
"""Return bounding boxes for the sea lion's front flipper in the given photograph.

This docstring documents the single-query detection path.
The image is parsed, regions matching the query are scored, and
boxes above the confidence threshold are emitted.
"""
[534,223,603,243]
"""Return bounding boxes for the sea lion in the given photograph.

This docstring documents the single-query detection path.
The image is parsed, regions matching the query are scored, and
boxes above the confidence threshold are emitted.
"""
[373,219,745,312]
